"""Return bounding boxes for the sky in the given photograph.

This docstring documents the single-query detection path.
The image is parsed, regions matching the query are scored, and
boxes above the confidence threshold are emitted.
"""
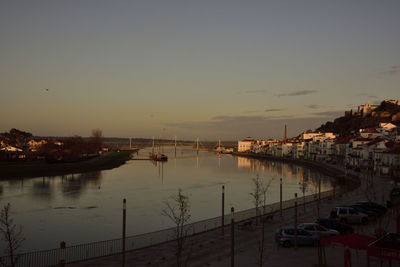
[1,0,400,141]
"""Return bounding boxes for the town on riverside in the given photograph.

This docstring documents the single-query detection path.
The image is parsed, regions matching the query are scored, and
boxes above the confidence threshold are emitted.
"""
[1,100,400,266]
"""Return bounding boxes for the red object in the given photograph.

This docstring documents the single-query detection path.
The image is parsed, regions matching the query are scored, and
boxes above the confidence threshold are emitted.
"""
[367,233,400,261]
[321,234,375,250]
[344,247,352,267]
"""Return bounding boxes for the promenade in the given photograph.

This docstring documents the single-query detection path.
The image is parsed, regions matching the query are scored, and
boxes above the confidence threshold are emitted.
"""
[71,159,399,267]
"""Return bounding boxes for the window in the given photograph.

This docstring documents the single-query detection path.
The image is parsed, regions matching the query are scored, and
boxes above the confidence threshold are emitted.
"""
[298,230,310,236]
[305,226,314,231]
[339,208,347,215]
[285,229,294,235]
[349,208,357,214]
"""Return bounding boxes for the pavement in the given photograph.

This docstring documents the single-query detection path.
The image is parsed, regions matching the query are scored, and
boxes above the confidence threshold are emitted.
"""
[70,169,400,267]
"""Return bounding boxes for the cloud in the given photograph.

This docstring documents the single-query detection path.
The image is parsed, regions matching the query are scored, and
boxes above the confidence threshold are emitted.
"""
[243,110,262,114]
[312,111,343,117]
[379,66,400,75]
[244,89,266,94]
[276,90,317,97]
[306,104,321,109]
[264,108,284,112]
[358,93,378,99]
[165,114,339,140]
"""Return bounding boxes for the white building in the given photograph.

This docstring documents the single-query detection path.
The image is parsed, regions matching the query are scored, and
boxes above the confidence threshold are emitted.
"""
[28,139,47,152]
[237,137,256,152]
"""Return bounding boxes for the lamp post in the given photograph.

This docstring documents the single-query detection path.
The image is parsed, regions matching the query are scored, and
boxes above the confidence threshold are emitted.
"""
[294,193,298,249]
[222,185,225,236]
[122,199,126,267]
[231,207,235,267]
[280,178,283,217]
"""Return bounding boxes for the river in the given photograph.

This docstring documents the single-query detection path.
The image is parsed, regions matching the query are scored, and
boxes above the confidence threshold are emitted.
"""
[0,146,333,253]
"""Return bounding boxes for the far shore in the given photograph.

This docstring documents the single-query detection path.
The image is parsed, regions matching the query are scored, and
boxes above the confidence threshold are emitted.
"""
[0,150,135,179]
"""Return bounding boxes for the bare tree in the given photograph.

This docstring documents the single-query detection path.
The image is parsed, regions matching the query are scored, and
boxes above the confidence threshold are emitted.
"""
[299,175,308,213]
[261,178,274,216]
[162,188,191,267]
[251,175,273,267]
[89,129,103,154]
[250,175,274,224]
[250,175,263,224]
[0,203,25,267]
[364,170,377,202]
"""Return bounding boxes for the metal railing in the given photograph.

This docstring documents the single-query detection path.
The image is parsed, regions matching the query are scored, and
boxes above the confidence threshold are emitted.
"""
[0,187,345,267]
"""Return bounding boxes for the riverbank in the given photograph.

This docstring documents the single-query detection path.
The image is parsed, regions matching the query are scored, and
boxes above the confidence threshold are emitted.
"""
[0,151,135,179]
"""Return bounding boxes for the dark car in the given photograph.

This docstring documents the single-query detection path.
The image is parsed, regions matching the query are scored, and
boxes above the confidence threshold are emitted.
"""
[350,204,381,219]
[344,205,378,220]
[355,202,387,216]
[315,218,354,235]
[275,226,319,247]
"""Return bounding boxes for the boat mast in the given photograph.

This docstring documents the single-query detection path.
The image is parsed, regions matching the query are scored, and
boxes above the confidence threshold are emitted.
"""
[196,137,199,155]
[152,136,155,154]
[174,136,177,156]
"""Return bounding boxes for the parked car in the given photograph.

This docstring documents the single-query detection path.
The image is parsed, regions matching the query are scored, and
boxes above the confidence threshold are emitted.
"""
[315,218,354,235]
[275,226,319,247]
[345,205,379,219]
[330,206,368,224]
[355,202,387,216]
[298,223,340,237]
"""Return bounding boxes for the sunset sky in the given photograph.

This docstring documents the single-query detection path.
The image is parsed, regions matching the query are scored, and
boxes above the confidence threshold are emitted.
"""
[1,0,400,141]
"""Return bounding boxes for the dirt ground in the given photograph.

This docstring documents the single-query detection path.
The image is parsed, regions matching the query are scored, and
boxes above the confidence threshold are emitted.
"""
[71,169,400,267]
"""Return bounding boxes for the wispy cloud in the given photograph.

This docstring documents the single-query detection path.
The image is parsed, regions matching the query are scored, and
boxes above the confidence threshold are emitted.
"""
[264,108,284,112]
[276,90,317,97]
[379,66,400,75]
[244,89,266,94]
[313,111,343,117]
[358,93,378,99]
[165,113,341,140]
[306,104,321,109]
[243,110,262,114]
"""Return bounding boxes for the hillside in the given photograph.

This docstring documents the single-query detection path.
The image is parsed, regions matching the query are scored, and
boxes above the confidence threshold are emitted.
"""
[316,101,400,136]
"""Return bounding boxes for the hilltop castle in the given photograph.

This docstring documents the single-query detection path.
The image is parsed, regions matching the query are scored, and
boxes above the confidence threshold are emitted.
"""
[357,99,400,117]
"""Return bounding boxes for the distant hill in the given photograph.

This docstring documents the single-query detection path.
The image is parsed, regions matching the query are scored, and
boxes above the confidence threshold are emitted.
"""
[316,101,400,136]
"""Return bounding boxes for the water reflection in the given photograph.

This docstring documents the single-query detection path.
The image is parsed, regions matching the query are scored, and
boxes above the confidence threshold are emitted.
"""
[31,177,53,201]
[0,149,334,252]
[236,156,326,197]
[61,172,102,199]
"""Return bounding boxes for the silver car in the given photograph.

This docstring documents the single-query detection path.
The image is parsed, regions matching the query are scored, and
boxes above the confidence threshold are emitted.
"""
[298,223,340,237]
[330,206,368,224]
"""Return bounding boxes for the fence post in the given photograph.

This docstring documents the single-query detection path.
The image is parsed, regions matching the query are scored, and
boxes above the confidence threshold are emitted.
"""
[231,207,235,267]
[294,193,298,250]
[122,199,126,267]
[59,241,66,267]
[280,178,283,217]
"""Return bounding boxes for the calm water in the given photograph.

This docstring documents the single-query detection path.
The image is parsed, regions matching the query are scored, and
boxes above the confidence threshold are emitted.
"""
[0,147,333,253]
